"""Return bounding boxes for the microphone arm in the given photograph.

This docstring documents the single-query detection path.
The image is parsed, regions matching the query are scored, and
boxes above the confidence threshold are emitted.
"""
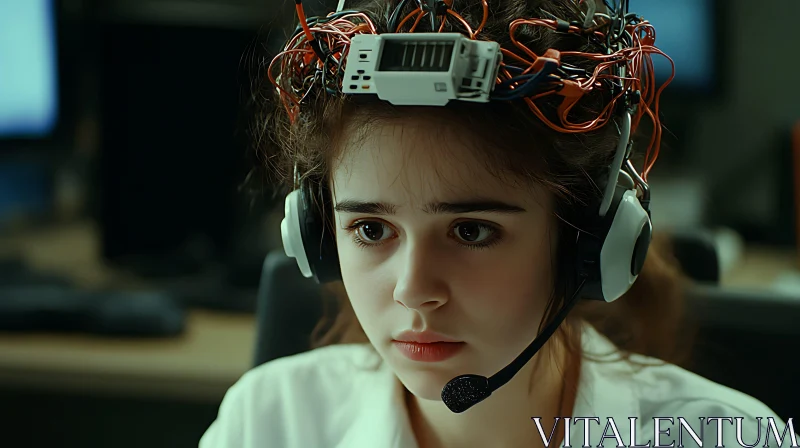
[441,277,587,413]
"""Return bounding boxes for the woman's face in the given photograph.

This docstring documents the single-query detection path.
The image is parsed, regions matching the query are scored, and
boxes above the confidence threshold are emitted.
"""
[331,118,557,401]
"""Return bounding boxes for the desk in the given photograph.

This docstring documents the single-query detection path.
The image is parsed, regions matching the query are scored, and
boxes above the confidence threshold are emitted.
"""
[721,245,798,288]
[0,221,255,402]
[0,311,254,402]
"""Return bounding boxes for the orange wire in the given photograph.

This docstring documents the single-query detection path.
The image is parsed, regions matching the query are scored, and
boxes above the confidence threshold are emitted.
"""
[446,10,474,36]
[409,10,426,32]
[396,8,422,32]
[472,0,489,38]
[295,3,314,42]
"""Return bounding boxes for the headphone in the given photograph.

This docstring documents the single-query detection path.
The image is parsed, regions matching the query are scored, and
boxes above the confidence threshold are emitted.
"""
[280,110,652,304]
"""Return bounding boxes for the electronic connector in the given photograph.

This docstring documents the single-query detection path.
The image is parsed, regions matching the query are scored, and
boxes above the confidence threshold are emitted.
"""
[342,33,501,105]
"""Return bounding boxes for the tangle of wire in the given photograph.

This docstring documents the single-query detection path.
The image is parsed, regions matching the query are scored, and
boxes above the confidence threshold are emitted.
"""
[269,0,674,181]
[268,7,377,124]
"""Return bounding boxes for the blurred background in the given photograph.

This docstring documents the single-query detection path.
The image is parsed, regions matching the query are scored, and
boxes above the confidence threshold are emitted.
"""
[0,0,798,446]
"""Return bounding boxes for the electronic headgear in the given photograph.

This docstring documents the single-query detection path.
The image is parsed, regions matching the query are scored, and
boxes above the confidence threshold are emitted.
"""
[274,0,670,413]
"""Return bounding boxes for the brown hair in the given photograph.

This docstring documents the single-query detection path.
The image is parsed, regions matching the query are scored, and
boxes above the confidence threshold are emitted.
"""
[254,0,694,367]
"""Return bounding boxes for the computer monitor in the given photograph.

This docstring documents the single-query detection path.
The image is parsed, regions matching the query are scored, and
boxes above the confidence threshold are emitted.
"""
[631,0,719,93]
[0,0,59,140]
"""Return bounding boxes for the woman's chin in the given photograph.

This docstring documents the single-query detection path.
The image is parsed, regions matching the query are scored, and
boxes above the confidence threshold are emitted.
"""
[389,358,474,402]
[395,369,452,401]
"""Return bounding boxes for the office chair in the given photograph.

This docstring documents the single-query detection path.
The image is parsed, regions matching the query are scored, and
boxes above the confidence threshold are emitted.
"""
[253,250,332,366]
[669,229,720,284]
[686,285,800,422]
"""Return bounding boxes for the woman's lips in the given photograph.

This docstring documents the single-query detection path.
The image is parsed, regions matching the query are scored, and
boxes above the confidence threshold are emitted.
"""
[392,341,466,362]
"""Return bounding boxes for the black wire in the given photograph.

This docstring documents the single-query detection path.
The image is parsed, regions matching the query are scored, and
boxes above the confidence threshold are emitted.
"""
[424,0,435,32]
[333,46,347,93]
[503,65,525,74]
[496,73,538,88]
[492,71,561,101]
[319,57,328,95]
[388,0,410,31]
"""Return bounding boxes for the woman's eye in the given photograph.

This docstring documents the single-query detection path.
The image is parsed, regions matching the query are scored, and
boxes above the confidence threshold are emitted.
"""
[453,222,496,244]
[355,221,395,243]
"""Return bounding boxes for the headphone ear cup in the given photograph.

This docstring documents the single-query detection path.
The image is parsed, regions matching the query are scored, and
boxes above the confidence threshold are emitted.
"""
[280,183,342,284]
[597,188,650,302]
[281,190,314,278]
[301,183,342,284]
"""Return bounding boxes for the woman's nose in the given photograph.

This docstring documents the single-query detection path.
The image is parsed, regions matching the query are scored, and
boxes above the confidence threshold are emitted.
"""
[392,243,449,311]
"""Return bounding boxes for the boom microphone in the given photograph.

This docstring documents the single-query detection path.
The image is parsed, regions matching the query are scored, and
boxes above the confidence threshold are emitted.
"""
[440,278,587,413]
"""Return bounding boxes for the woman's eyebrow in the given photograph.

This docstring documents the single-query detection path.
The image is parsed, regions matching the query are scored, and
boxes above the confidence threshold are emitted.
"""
[333,200,397,215]
[424,201,527,214]
[333,200,526,215]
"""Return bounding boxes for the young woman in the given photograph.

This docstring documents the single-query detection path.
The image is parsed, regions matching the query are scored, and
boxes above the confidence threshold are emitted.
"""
[200,0,793,447]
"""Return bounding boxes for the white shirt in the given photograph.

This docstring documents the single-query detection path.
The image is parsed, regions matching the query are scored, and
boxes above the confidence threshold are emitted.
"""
[200,324,796,448]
